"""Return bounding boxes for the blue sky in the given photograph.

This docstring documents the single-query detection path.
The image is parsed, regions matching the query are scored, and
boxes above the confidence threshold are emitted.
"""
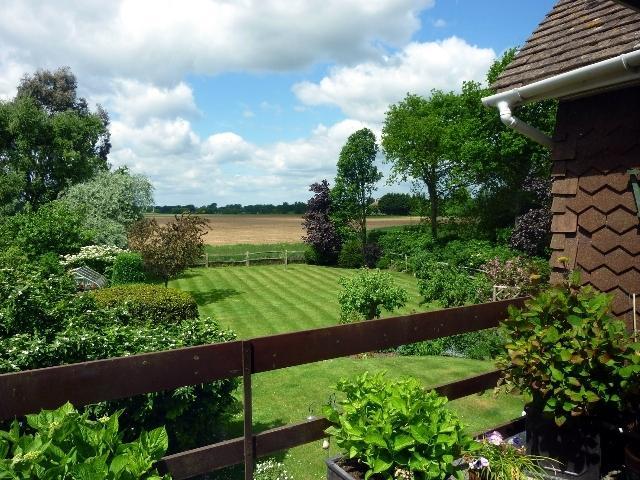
[0,0,555,205]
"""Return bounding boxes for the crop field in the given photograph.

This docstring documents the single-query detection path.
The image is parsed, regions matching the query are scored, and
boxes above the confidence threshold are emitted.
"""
[149,214,420,245]
[170,265,525,479]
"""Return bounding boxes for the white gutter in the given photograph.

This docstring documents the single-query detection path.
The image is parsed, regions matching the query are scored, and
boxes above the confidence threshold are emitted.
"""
[482,49,640,148]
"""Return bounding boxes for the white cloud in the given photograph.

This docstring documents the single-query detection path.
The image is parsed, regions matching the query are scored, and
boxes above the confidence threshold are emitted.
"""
[109,114,373,204]
[109,80,199,125]
[293,37,496,122]
[0,0,434,87]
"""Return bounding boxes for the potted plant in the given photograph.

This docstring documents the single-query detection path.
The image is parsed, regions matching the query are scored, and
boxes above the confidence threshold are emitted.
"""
[497,272,640,479]
[322,372,477,480]
[464,430,550,480]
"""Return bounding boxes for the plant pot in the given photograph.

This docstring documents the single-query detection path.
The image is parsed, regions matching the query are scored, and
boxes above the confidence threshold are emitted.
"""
[525,405,601,480]
[326,456,361,480]
[626,444,640,480]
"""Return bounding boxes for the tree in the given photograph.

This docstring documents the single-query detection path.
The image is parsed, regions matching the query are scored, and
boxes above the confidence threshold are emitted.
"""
[377,192,412,215]
[302,180,341,265]
[381,91,462,239]
[60,168,154,247]
[332,128,382,254]
[337,269,408,322]
[128,214,209,287]
[0,67,110,211]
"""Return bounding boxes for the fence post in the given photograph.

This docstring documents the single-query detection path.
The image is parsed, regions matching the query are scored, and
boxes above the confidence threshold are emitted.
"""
[284,250,288,268]
[245,251,250,267]
[242,341,255,480]
[404,254,408,272]
[205,253,209,268]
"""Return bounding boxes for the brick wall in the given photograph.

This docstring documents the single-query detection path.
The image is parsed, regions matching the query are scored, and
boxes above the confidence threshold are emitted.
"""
[550,85,640,329]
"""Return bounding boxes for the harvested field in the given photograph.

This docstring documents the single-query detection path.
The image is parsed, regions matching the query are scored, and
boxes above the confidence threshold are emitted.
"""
[148,214,421,245]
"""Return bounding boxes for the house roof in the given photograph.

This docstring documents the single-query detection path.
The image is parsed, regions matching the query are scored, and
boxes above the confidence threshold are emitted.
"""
[493,0,640,92]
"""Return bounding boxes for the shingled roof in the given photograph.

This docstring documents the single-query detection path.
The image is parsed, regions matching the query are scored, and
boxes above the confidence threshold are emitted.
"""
[493,0,640,92]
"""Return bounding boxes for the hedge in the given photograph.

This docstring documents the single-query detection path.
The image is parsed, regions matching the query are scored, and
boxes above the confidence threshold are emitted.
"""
[90,284,198,323]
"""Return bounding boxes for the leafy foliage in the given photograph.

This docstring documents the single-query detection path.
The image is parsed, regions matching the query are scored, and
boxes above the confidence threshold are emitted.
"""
[0,201,91,258]
[338,238,364,268]
[254,459,293,480]
[377,193,413,216]
[497,277,640,426]
[90,284,199,324]
[415,259,491,308]
[337,269,408,322]
[332,128,382,253]
[479,257,544,300]
[0,68,110,211]
[324,372,475,480]
[60,245,126,275]
[0,402,168,480]
[128,214,209,287]
[397,330,505,361]
[302,180,341,265]
[60,168,154,248]
[111,252,148,285]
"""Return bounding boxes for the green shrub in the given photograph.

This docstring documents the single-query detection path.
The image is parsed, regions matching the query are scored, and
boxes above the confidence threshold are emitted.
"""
[338,269,408,321]
[396,329,504,360]
[324,372,475,480]
[0,402,169,479]
[338,238,364,268]
[0,201,91,258]
[60,245,126,275]
[0,300,239,451]
[90,284,198,323]
[415,258,492,308]
[497,275,640,426]
[111,252,148,284]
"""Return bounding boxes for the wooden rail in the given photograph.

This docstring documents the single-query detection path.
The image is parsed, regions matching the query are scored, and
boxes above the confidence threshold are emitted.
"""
[0,297,528,479]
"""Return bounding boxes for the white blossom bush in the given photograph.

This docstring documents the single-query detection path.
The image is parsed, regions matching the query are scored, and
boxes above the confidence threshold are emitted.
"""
[60,245,126,274]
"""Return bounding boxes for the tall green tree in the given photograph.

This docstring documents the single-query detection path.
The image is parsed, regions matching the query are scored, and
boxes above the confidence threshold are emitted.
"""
[332,128,382,255]
[381,91,462,239]
[0,67,110,211]
[60,168,154,247]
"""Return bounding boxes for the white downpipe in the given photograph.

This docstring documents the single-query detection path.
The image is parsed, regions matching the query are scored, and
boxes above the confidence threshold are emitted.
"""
[497,101,554,148]
[482,49,640,147]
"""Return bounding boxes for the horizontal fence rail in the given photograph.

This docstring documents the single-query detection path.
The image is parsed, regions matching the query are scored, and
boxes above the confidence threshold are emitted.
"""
[0,297,528,479]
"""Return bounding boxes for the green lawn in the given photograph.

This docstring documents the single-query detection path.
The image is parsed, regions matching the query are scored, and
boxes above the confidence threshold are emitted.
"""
[169,265,524,479]
[171,264,426,338]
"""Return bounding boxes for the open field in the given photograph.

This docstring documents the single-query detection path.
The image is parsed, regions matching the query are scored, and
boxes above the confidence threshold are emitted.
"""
[150,214,421,245]
[170,265,525,479]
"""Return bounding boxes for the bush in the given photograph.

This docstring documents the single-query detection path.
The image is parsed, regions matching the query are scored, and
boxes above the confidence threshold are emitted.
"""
[0,402,169,479]
[90,284,198,323]
[497,275,640,426]
[338,269,408,322]
[396,329,504,360]
[377,192,412,215]
[0,298,238,451]
[60,244,126,275]
[337,238,364,268]
[0,201,91,258]
[415,258,492,308]
[324,372,475,480]
[111,252,147,284]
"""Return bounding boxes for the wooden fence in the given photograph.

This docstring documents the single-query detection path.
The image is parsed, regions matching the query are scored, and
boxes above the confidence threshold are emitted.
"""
[193,250,306,267]
[0,297,527,480]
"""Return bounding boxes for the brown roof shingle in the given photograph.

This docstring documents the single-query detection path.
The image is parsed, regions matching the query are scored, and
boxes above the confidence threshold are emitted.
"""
[493,0,640,92]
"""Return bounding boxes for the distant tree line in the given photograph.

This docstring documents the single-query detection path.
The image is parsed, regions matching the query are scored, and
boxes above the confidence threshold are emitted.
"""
[153,201,308,215]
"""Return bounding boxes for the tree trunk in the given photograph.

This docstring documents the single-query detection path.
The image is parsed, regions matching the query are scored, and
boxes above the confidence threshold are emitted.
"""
[425,178,438,240]
[361,205,367,266]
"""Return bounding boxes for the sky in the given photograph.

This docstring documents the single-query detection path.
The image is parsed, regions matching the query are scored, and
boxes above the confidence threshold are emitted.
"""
[0,0,556,206]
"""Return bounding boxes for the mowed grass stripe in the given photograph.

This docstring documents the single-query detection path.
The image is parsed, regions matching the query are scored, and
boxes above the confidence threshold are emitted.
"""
[279,267,341,326]
[234,266,310,336]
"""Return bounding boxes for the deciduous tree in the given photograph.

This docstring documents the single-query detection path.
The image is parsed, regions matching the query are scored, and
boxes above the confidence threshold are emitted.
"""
[337,269,408,322]
[60,168,154,247]
[302,180,341,265]
[332,128,381,254]
[0,67,110,211]
[128,214,209,287]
